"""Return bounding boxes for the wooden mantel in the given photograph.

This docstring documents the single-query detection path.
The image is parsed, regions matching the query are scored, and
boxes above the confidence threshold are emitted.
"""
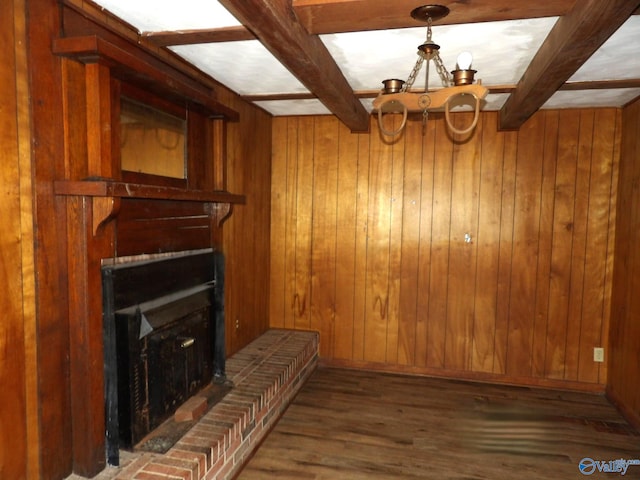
[54,179,246,234]
[54,179,246,204]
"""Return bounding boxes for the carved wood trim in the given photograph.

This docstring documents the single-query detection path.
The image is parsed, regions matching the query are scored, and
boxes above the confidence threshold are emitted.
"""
[92,196,121,236]
[53,35,239,121]
[206,202,234,227]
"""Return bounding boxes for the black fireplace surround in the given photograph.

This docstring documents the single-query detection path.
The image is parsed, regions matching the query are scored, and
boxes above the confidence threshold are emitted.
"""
[101,250,226,466]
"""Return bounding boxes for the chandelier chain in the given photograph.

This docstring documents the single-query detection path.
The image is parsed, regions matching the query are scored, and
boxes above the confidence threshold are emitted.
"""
[402,57,425,92]
[434,54,452,87]
[401,16,451,91]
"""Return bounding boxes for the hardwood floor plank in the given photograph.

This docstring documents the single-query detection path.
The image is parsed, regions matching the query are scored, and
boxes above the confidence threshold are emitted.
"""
[238,367,640,479]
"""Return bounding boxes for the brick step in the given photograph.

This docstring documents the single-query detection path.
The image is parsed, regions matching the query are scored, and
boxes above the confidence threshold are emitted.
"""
[115,329,319,480]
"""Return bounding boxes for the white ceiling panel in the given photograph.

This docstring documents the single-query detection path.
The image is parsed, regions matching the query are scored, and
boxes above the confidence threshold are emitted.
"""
[93,0,240,31]
[254,99,333,116]
[543,88,640,109]
[170,42,309,95]
[568,15,640,82]
[321,17,558,92]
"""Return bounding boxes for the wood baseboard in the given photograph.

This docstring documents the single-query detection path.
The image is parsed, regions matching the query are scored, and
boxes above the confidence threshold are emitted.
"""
[320,357,606,393]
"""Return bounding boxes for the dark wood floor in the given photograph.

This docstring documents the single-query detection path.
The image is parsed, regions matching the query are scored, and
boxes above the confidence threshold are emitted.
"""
[238,367,640,479]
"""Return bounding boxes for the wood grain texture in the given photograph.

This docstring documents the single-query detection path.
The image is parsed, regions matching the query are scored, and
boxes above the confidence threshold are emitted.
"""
[239,367,640,480]
[472,110,505,374]
[13,0,39,476]
[0,0,31,477]
[310,117,339,357]
[270,109,620,389]
[506,112,545,378]
[333,121,360,360]
[221,92,273,356]
[28,0,75,476]
[115,199,211,256]
[609,97,640,429]
[293,0,578,34]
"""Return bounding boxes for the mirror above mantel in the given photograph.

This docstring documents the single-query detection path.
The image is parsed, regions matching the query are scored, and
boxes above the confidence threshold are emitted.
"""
[53,33,245,229]
[120,95,187,180]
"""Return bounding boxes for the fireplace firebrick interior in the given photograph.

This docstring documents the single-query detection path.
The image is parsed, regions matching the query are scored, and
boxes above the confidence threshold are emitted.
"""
[101,250,226,466]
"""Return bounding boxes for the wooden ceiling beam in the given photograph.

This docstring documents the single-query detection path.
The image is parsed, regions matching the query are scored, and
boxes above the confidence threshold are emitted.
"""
[218,0,369,132]
[292,0,577,34]
[144,26,256,47]
[499,0,640,130]
[241,78,640,102]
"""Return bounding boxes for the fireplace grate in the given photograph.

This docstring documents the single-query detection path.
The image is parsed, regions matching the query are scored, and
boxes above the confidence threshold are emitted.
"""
[102,250,226,465]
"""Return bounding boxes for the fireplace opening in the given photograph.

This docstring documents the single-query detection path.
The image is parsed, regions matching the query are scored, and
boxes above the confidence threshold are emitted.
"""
[101,250,228,466]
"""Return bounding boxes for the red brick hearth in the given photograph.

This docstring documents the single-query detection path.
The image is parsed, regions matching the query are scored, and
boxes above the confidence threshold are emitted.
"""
[111,329,318,480]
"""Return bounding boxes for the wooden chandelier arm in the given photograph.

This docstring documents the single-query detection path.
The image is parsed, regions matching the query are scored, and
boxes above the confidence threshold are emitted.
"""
[444,93,481,136]
[377,101,408,137]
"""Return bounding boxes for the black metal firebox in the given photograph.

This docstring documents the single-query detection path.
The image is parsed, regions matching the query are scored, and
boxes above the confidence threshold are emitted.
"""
[101,250,225,466]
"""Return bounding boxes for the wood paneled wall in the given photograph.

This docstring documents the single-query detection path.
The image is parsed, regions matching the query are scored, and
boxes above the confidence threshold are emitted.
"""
[0,0,37,478]
[608,97,640,428]
[270,109,620,389]
[219,92,273,355]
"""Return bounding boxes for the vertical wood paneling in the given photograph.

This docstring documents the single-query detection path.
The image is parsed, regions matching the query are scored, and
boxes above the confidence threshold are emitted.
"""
[28,0,73,475]
[446,112,481,371]
[386,123,406,364]
[609,98,640,426]
[283,118,301,330]
[311,117,339,357]
[531,110,559,378]
[506,112,545,377]
[414,117,436,367]
[564,110,594,381]
[220,89,272,356]
[599,110,620,386]
[294,117,315,331]
[269,117,288,328]
[493,129,518,375]
[579,109,617,384]
[0,1,31,476]
[397,119,423,365]
[271,108,620,389]
[472,111,504,373]
[546,110,580,379]
[363,126,393,363]
[352,132,371,361]
[427,117,454,369]
[333,121,360,360]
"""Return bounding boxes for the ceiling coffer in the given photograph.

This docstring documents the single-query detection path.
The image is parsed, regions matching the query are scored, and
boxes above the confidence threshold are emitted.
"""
[373,5,489,137]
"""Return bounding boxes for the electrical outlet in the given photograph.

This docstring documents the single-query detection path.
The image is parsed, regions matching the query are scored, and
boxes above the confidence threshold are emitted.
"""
[593,347,604,363]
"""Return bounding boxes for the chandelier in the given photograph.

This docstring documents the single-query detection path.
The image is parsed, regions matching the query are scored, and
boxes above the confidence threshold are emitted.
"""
[373,5,488,137]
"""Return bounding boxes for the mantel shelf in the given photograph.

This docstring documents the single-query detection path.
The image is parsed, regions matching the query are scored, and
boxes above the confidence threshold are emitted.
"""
[54,179,246,204]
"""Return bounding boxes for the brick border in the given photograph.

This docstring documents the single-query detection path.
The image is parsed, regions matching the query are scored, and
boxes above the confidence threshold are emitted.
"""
[114,329,319,480]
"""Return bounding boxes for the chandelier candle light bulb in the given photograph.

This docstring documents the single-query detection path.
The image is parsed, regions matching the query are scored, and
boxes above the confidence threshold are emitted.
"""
[452,51,477,86]
[456,51,473,70]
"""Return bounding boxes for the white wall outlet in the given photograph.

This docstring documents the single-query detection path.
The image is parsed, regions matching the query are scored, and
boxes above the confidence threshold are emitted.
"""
[593,347,604,363]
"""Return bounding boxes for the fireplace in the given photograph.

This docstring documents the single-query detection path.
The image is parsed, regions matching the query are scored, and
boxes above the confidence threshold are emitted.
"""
[101,250,226,466]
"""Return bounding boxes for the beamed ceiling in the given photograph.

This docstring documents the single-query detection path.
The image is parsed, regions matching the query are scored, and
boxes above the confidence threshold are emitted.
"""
[89,0,640,132]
